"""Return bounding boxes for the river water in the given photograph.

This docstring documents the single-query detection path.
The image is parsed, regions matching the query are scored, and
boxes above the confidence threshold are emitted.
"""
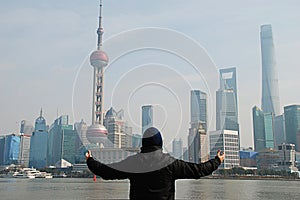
[1,178,299,200]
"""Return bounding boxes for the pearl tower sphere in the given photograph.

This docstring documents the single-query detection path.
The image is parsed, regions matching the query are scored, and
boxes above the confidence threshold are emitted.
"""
[90,50,109,67]
[86,1,109,144]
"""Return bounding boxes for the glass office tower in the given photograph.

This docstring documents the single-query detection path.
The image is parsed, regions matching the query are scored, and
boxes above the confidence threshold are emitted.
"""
[142,105,153,134]
[284,105,300,151]
[191,90,207,130]
[48,115,76,166]
[274,115,286,148]
[4,134,20,165]
[216,67,239,132]
[252,106,275,151]
[29,109,48,169]
[188,90,209,163]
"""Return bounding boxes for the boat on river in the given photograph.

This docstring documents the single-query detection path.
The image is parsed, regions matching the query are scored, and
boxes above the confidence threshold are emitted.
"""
[13,168,52,179]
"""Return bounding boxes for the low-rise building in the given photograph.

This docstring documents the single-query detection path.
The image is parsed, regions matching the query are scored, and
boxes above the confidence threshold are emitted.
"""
[210,130,239,169]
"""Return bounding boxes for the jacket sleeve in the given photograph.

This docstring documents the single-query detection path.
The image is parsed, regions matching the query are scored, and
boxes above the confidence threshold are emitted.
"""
[86,157,129,180]
[172,156,221,179]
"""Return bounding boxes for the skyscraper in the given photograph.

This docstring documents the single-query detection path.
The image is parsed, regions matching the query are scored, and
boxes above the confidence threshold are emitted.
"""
[20,120,34,135]
[188,122,209,163]
[274,115,286,147]
[216,67,239,132]
[104,107,129,148]
[188,90,209,163]
[29,109,48,169]
[132,134,142,148]
[18,120,33,167]
[19,134,31,167]
[86,0,109,145]
[190,90,207,130]
[260,24,280,116]
[73,119,89,163]
[74,119,89,146]
[284,105,300,151]
[142,105,153,134]
[47,115,77,166]
[252,106,274,152]
[172,138,183,159]
[0,136,5,165]
[4,134,20,165]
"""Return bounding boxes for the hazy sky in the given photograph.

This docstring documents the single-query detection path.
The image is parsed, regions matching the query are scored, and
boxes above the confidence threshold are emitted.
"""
[0,0,299,149]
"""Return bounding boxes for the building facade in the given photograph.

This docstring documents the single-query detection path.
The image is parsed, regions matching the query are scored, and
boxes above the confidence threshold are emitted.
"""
[277,143,298,172]
[18,134,31,167]
[274,115,286,148]
[142,105,153,134]
[190,90,207,130]
[18,120,33,167]
[188,122,209,163]
[0,136,5,165]
[74,119,89,146]
[188,90,209,163]
[4,134,20,165]
[29,110,48,169]
[20,120,34,136]
[239,150,258,168]
[104,107,127,148]
[260,24,281,116]
[104,107,131,148]
[209,130,239,169]
[79,144,139,165]
[172,138,183,159]
[48,115,77,166]
[216,67,239,133]
[252,106,275,152]
[284,105,300,151]
[256,148,279,170]
[132,134,142,148]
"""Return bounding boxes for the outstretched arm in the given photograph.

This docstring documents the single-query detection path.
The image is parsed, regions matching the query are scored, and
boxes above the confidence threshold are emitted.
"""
[173,150,225,179]
[86,150,128,180]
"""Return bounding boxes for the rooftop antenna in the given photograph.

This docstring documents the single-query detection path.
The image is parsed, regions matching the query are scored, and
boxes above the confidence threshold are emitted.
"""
[97,0,104,50]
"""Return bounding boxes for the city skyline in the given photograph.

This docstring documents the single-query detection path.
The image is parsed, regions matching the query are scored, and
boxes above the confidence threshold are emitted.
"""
[0,1,299,149]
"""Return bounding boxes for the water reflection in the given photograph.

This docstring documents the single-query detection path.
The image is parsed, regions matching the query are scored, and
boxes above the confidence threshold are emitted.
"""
[1,178,300,200]
[176,179,300,200]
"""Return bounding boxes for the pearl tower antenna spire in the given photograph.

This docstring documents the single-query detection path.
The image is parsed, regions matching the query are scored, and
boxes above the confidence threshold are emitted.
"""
[97,0,103,50]
[87,0,109,144]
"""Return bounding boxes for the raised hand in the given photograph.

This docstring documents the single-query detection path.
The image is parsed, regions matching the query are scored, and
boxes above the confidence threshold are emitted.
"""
[217,150,225,163]
[85,150,92,160]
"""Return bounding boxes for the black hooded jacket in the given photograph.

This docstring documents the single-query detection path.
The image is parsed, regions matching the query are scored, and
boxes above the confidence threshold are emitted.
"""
[87,146,221,200]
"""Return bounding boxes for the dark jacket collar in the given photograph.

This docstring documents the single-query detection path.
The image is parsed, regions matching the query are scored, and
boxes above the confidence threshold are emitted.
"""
[140,145,162,153]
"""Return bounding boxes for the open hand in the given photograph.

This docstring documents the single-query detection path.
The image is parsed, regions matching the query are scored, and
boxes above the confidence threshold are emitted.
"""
[85,150,92,160]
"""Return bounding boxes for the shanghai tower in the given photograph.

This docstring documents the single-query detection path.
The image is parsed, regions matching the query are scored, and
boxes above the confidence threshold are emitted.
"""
[260,24,280,116]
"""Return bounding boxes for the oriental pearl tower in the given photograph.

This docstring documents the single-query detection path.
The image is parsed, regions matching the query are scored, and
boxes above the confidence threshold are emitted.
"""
[86,0,109,145]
